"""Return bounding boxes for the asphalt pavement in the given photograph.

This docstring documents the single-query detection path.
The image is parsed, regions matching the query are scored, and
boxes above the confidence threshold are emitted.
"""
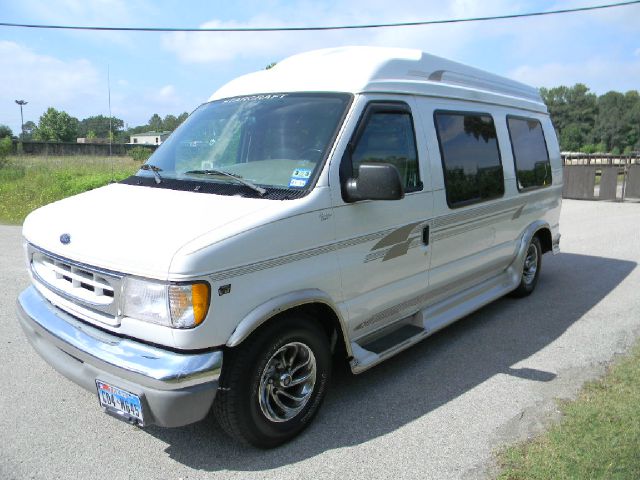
[1,199,639,480]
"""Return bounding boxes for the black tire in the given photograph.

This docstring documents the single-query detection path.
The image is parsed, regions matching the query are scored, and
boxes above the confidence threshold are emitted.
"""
[213,313,331,448]
[511,236,542,298]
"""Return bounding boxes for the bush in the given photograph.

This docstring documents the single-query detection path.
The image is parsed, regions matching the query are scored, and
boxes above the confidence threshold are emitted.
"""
[129,146,153,162]
[0,137,12,167]
[580,143,607,154]
[0,124,12,139]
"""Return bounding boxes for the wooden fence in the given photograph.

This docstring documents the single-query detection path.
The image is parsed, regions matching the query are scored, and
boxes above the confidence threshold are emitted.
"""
[562,154,640,201]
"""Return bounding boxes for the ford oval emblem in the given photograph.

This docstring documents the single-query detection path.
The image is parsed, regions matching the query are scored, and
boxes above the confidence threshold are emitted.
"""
[60,233,71,245]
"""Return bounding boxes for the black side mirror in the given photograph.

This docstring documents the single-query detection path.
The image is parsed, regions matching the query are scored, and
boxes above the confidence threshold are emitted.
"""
[344,163,405,203]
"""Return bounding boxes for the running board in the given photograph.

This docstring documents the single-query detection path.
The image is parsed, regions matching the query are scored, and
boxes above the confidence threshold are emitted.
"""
[349,268,519,374]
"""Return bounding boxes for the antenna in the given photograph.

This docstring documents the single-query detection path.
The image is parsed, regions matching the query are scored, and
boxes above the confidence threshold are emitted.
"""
[108,64,114,182]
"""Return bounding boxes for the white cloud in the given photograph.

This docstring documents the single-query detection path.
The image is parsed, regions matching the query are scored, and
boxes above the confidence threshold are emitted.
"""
[14,0,149,46]
[0,41,102,129]
[158,85,176,99]
[161,1,518,65]
[509,58,640,93]
[0,42,191,132]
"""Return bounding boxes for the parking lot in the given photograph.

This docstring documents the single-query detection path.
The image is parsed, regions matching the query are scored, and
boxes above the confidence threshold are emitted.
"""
[1,199,639,480]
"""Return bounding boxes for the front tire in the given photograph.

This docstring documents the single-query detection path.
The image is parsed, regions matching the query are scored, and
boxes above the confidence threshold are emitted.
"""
[511,236,542,298]
[214,313,331,448]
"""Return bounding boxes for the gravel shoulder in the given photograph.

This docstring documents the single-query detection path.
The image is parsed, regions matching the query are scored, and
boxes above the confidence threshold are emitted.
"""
[1,199,639,480]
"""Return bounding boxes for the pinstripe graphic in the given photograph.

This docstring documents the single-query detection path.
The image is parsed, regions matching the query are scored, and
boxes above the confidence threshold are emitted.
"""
[209,228,395,282]
[208,185,561,282]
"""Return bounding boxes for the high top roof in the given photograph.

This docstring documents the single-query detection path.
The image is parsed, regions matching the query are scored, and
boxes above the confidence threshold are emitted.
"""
[210,46,546,113]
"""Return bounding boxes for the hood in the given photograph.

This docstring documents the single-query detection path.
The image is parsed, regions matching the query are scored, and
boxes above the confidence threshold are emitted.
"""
[22,183,277,279]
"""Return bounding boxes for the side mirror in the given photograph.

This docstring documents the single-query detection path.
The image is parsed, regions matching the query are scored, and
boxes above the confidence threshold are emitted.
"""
[344,163,405,203]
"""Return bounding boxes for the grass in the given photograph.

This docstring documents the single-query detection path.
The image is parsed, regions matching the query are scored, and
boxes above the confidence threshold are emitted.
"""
[0,155,140,225]
[497,343,640,479]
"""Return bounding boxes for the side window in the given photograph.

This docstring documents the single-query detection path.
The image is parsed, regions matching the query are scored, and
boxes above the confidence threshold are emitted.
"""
[350,106,421,192]
[434,111,504,208]
[507,116,552,190]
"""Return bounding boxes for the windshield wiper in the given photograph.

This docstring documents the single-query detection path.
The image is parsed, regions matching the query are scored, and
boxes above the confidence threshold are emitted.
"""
[139,164,163,184]
[184,169,267,196]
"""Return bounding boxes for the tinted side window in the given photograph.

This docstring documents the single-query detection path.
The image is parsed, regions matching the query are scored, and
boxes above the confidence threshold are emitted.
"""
[434,111,504,207]
[351,110,420,192]
[507,117,552,190]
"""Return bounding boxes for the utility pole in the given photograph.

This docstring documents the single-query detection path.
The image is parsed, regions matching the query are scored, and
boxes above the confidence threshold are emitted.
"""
[15,100,28,139]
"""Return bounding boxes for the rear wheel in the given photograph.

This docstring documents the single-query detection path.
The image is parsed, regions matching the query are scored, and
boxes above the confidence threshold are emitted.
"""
[214,313,331,448]
[511,236,542,298]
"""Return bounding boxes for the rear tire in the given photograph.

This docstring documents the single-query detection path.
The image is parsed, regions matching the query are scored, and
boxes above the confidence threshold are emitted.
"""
[511,236,542,298]
[213,313,331,448]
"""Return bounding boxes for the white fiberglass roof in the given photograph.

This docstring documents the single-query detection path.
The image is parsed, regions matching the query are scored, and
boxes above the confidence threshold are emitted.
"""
[209,46,546,113]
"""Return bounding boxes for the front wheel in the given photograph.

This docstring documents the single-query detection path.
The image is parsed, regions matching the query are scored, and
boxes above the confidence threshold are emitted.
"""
[214,313,331,448]
[511,236,542,298]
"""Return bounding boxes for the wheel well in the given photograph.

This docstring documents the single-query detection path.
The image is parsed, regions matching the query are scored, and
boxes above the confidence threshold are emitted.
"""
[248,302,349,359]
[535,227,552,254]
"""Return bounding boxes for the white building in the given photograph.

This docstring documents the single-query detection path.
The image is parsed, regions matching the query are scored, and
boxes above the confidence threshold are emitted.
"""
[129,131,170,145]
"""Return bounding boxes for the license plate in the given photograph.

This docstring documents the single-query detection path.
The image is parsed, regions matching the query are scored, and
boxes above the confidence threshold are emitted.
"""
[96,380,144,424]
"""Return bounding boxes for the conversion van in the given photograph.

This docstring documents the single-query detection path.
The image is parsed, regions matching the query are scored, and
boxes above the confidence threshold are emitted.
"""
[17,47,562,448]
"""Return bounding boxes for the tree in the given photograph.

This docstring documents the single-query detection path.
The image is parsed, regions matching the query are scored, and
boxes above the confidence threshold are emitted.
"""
[34,107,79,142]
[78,115,124,139]
[540,84,597,151]
[594,91,632,152]
[148,114,163,132]
[22,121,36,140]
[0,124,12,139]
[622,90,640,151]
[177,112,188,124]
[162,114,179,132]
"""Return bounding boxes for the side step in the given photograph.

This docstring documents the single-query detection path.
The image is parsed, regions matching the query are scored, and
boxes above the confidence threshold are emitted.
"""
[350,322,428,374]
[349,268,518,374]
[363,324,424,354]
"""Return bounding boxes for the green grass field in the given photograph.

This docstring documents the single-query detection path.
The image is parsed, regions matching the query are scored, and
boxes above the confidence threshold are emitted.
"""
[0,155,140,225]
[498,343,640,479]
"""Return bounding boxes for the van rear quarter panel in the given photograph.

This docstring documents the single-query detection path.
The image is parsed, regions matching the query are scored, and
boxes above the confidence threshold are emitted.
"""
[414,97,561,300]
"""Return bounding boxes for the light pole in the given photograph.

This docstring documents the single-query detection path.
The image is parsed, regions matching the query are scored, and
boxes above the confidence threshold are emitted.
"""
[15,100,27,139]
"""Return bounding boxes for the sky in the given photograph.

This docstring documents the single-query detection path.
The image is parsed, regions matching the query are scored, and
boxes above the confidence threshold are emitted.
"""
[1,0,639,135]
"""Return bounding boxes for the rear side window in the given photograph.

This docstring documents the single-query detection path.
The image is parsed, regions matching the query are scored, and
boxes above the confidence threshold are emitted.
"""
[507,116,552,190]
[351,108,421,192]
[434,111,504,207]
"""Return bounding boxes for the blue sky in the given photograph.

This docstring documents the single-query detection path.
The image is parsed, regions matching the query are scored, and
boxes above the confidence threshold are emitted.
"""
[1,0,639,134]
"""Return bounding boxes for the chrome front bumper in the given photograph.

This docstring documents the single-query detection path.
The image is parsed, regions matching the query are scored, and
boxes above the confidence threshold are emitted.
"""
[17,286,223,427]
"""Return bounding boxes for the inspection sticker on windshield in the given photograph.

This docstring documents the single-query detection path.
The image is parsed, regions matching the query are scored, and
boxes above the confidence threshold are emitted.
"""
[289,168,312,188]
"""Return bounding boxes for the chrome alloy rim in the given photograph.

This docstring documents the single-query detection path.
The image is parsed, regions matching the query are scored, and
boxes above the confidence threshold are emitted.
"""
[258,342,317,423]
[523,244,539,285]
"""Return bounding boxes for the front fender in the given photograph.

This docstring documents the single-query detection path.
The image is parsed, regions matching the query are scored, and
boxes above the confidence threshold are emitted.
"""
[226,289,350,353]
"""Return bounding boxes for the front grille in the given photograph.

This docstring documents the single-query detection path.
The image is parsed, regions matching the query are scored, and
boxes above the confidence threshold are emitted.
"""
[29,245,123,326]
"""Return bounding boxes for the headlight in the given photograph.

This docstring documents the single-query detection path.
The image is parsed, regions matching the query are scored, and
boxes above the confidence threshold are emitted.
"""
[122,277,210,329]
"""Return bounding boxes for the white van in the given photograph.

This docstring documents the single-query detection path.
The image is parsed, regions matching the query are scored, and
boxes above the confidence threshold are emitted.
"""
[17,47,562,448]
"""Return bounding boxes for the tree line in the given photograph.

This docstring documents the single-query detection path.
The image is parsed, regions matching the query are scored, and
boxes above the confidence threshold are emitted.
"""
[0,109,189,144]
[540,84,640,154]
[2,84,639,153]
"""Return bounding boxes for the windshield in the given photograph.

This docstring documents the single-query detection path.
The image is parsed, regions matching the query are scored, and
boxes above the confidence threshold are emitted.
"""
[137,93,351,194]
